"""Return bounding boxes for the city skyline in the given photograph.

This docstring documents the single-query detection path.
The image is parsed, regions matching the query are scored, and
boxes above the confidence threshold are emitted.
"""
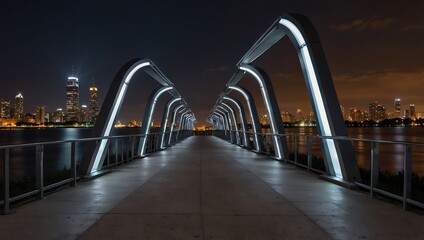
[0,1,423,125]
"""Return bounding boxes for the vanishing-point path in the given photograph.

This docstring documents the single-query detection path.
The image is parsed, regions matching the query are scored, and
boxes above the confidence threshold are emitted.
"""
[1,136,423,239]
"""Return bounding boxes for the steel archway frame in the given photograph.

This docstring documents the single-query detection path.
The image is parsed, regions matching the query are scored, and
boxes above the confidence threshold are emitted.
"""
[220,102,241,145]
[226,86,264,153]
[168,104,186,146]
[138,86,174,156]
[159,97,182,149]
[222,96,250,148]
[80,58,185,175]
[232,13,359,181]
[217,105,238,144]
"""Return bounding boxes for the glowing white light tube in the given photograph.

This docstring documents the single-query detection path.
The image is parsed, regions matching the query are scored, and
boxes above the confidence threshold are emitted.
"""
[223,97,248,146]
[139,86,173,156]
[228,86,260,152]
[239,66,282,159]
[91,61,150,173]
[160,97,181,149]
[279,18,342,178]
[168,105,185,145]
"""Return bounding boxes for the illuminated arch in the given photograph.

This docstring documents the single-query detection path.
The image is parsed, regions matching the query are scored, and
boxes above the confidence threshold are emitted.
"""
[138,86,174,156]
[222,96,250,147]
[80,58,183,175]
[168,104,186,146]
[219,102,241,145]
[235,13,359,181]
[227,85,264,152]
[159,97,182,149]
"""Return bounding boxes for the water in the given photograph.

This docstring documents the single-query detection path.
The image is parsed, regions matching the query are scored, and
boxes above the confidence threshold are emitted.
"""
[0,128,142,181]
[1,127,424,181]
[284,127,424,175]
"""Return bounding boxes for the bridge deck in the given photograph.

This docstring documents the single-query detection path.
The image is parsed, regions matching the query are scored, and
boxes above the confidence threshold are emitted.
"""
[1,136,423,239]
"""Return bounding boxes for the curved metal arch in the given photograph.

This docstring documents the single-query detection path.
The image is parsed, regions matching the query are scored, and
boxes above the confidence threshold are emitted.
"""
[159,97,182,149]
[235,64,289,160]
[220,102,241,145]
[235,13,360,181]
[214,109,230,134]
[210,112,224,130]
[177,109,191,140]
[168,104,186,146]
[217,105,236,143]
[222,96,250,147]
[138,86,174,156]
[209,114,221,130]
[227,85,264,152]
[80,58,179,175]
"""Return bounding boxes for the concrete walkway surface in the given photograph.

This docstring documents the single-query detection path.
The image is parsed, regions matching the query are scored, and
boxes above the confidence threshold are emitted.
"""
[1,136,423,239]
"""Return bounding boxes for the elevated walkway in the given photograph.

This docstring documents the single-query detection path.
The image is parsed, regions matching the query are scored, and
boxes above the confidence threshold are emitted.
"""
[1,136,423,239]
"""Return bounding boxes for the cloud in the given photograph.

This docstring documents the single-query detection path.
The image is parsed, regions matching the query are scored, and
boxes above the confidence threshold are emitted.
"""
[332,17,394,32]
[370,18,394,30]
[333,68,424,109]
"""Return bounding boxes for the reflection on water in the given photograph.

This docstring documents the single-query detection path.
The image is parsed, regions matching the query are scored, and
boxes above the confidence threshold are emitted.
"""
[2,127,424,181]
[284,127,424,175]
[0,128,141,181]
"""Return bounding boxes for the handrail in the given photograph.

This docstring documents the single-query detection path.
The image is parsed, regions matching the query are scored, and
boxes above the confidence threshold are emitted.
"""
[1,129,193,215]
[212,129,424,211]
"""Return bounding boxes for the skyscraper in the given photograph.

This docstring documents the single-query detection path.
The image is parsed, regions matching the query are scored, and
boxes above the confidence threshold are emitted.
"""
[14,93,24,121]
[66,69,79,122]
[52,108,65,123]
[410,104,416,119]
[394,98,401,118]
[369,102,386,122]
[0,99,11,118]
[35,106,46,125]
[89,81,99,122]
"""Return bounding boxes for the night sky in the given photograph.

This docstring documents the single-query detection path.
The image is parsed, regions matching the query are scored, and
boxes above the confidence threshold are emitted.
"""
[1,1,423,125]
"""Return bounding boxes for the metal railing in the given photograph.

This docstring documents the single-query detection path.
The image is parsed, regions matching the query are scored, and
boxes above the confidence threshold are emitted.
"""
[1,129,192,215]
[213,129,424,210]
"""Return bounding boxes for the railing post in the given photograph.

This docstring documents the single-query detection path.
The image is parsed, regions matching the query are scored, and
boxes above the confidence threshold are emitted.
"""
[294,135,298,166]
[120,138,124,164]
[403,144,412,210]
[307,136,312,172]
[2,148,12,215]
[71,141,77,187]
[106,144,110,166]
[131,136,135,159]
[115,139,118,167]
[370,142,379,198]
[35,145,44,200]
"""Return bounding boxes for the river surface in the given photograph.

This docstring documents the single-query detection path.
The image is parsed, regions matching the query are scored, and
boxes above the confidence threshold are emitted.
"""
[1,127,424,181]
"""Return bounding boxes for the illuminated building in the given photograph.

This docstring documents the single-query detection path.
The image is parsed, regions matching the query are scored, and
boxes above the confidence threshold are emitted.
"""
[0,99,11,118]
[281,111,293,123]
[66,69,79,122]
[80,105,90,122]
[410,104,416,120]
[404,109,410,119]
[260,114,269,125]
[53,108,65,123]
[295,109,305,122]
[369,102,386,122]
[349,108,365,122]
[14,93,24,121]
[35,106,46,125]
[394,98,401,118]
[89,81,99,122]
[340,106,345,120]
